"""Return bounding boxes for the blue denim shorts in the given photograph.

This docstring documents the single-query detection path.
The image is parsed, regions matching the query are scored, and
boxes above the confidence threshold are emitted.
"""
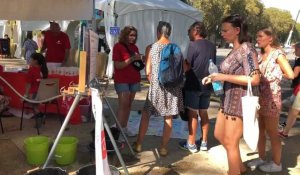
[114,83,141,93]
[184,90,211,110]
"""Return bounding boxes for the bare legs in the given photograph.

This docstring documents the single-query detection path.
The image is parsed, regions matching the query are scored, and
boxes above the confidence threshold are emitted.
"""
[160,116,172,149]
[283,108,299,135]
[136,110,150,144]
[187,109,209,144]
[199,110,209,142]
[214,111,245,175]
[187,109,198,145]
[136,112,173,151]
[258,115,282,165]
[116,92,136,128]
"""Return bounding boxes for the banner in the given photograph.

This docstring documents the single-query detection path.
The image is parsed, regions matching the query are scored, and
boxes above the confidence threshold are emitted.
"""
[91,88,111,175]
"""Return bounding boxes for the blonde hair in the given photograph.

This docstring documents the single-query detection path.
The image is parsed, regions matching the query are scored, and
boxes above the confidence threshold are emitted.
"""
[258,27,281,54]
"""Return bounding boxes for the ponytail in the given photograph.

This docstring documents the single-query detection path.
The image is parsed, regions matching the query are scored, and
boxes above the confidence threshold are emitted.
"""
[30,53,48,78]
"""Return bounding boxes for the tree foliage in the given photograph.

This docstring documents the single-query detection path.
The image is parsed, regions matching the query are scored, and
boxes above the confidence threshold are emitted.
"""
[263,8,294,42]
[183,0,299,44]
[294,23,300,42]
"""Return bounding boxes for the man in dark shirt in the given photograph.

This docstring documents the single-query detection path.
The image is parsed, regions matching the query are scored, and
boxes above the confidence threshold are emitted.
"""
[179,21,216,153]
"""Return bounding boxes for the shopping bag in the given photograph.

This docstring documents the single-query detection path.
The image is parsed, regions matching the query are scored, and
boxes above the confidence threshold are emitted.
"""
[242,77,260,151]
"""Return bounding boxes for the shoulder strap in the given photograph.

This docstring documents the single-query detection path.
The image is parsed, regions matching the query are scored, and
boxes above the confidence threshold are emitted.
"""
[121,43,135,56]
[262,50,277,75]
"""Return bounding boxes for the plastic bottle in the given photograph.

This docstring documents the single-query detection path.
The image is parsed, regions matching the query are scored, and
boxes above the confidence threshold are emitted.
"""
[208,59,224,96]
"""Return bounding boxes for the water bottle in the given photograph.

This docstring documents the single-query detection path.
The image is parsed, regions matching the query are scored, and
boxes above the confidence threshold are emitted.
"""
[208,59,224,96]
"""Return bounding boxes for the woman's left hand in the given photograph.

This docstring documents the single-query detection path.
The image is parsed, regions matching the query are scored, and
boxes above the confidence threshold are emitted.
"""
[209,73,226,82]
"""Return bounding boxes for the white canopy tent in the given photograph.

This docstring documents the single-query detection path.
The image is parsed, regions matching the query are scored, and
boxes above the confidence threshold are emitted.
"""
[95,0,203,77]
[0,0,93,20]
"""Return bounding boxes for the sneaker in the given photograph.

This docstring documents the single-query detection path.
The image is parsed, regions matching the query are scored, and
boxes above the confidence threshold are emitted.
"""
[259,161,282,172]
[178,141,198,153]
[278,131,288,139]
[247,158,265,169]
[200,141,208,151]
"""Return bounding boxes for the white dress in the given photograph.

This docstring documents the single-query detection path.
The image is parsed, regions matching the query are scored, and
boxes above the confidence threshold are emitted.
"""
[144,42,183,116]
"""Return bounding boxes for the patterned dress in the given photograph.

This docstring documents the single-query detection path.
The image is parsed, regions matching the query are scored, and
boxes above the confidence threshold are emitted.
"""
[220,42,260,118]
[144,42,183,116]
[258,49,284,118]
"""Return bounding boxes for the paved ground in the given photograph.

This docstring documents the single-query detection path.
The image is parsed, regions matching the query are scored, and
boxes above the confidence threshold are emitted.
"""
[1,49,300,175]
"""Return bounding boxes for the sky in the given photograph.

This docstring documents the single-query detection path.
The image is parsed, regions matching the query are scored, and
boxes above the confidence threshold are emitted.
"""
[261,0,300,22]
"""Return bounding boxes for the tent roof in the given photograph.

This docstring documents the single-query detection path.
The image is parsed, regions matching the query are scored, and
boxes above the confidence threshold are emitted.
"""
[0,0,93,20]
[96,0,202,21]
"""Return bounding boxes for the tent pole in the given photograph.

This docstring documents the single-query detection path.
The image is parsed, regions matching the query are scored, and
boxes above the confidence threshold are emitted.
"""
[43,94,81,169]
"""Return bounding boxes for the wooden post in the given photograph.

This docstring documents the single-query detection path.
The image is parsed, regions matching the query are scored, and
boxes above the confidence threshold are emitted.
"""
[79,51,87,93]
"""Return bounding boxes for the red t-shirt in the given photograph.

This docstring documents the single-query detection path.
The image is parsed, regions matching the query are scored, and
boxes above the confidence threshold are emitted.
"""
[112,43,141,83]
[26,66,42,94]
[44,31,71,63]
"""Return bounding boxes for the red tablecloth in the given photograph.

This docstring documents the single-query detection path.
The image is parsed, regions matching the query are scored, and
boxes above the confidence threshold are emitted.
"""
[0,67,85,124]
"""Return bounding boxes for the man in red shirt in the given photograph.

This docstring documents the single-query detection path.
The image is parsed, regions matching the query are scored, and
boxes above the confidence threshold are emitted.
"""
[42,22,71,64]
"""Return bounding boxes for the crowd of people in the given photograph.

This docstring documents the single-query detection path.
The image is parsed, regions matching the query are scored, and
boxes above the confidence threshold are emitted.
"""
[18,12,299,174]
[111,13,300,174]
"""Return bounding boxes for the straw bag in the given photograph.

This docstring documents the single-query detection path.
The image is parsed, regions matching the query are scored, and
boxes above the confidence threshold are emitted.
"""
[242,77,260,151]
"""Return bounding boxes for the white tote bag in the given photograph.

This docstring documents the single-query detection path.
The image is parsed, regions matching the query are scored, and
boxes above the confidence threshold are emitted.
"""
[242,77,260,151]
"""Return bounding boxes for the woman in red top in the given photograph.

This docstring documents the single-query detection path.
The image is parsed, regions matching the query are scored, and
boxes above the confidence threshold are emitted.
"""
[24,53,48,119]
[112,26,143,138]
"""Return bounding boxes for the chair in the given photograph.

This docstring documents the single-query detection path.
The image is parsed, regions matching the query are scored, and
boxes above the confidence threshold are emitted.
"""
[0,108,8,133]
[0,112,3,134]
[0,94,9,134]
[20,78,63,135]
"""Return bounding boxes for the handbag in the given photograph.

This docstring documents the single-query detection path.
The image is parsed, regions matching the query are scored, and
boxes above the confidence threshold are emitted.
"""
[242,77,260,151]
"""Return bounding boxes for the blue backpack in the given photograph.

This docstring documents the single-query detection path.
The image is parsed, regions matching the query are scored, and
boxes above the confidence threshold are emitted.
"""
[158,43,184,87]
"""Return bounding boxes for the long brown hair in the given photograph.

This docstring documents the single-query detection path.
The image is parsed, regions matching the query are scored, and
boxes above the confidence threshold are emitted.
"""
[258,27,281,54]
[118,26,138,44]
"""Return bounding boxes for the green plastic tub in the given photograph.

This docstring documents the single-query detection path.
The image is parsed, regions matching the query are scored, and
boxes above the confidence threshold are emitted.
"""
[24,136,49,165]
[55,136,78,165]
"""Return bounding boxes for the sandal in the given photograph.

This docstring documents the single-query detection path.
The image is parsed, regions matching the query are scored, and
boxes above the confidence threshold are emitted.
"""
[132,142,142,153]
[159,147,168,156]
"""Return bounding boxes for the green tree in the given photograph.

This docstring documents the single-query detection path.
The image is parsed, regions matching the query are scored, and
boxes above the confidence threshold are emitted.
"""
[183,0,295,45]
[227,0,264,41]
[259,8,293,43]
[293,23,300,43]
[191,0,228,40]
[188,0,264,42]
